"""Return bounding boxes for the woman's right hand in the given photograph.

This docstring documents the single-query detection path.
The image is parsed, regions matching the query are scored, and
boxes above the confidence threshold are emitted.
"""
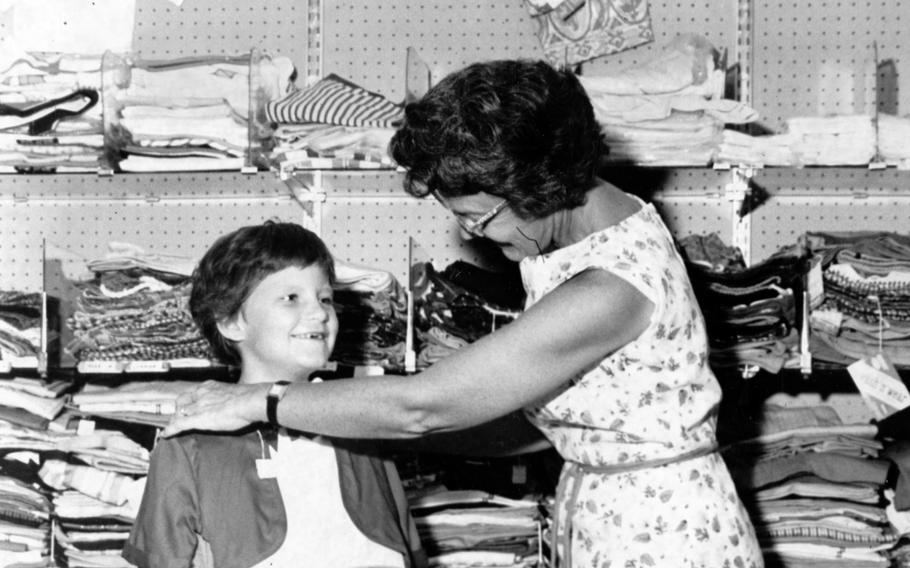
[162,380,269,437]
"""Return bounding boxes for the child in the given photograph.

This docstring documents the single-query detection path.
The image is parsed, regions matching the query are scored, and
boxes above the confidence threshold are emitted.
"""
[123,221,426,568]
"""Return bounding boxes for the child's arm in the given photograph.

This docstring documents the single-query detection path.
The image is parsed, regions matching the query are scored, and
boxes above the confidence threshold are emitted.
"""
[122,436,201,568]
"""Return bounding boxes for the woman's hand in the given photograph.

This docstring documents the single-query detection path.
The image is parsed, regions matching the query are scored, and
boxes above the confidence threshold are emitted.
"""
[161,380,269,438]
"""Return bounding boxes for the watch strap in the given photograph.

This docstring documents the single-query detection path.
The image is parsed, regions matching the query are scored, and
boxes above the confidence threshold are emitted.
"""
[266,381,291,426]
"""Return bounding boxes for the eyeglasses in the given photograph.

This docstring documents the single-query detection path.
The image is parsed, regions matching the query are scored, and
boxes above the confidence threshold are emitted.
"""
[453,199,509,236]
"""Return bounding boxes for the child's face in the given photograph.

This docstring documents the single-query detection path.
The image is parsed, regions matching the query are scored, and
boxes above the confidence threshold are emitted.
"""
[219,264,338,383]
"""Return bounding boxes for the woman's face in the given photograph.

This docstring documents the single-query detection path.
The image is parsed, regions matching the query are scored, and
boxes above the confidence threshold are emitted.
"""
[441,193,547,262]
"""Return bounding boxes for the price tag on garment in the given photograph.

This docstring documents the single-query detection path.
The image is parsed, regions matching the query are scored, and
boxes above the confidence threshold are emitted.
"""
[256,459,278,479]
[810,309,843,335]
[77,360,125,374]
[77,419,96,436]
[125,360,170,373]
[847,353,910,419]
[169,358,213,369]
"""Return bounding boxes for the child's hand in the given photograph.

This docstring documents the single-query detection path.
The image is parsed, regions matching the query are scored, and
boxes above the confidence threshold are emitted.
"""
[162,380,269,437]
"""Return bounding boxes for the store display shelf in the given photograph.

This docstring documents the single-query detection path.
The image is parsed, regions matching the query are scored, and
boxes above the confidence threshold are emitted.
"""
[74,358,216,375]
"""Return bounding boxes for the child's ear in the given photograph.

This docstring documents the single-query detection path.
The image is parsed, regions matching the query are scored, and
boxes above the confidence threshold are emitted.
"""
[216,314,246,342]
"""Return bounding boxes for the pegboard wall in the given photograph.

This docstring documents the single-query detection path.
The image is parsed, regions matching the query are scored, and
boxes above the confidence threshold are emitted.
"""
[323,196,734,285]
[752,1,908,131]
[132,0,308,72]
[300,169,735,284]
[605,167,737,239]
[750,169,910,260]
[0,173,306,289]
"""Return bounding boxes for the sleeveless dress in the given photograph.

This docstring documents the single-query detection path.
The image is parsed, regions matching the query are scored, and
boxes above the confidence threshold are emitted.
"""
[519,196,763,568]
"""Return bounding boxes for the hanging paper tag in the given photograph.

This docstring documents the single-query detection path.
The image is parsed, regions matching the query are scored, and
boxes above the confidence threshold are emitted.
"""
[810,309,843,335]
[256,459,277,479]
[77,419,96,436]
[847,353,910,419]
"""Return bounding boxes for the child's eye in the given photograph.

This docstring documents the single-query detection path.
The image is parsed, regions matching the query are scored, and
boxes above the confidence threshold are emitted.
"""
[320,296,334,305]
[283,294,298,302]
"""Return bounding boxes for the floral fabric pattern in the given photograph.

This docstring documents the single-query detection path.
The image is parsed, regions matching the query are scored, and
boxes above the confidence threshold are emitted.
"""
[529,0,654,67]
[519,198,763,567]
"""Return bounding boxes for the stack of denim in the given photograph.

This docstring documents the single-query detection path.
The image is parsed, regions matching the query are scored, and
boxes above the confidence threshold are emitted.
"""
[680,234,809,374]
[723,404,898,568]
[805,232,910,368]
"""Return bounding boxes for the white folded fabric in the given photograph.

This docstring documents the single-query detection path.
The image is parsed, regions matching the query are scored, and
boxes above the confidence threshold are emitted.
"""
[0,388,65,419]
[878,113,910,161]
[335,258,396,291]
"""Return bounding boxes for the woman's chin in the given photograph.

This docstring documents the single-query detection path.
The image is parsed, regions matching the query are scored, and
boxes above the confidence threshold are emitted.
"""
[499,245,531,262]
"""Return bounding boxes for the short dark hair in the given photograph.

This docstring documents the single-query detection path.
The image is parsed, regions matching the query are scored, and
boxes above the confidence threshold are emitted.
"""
[389,59,607,219]
[189,221,335,366]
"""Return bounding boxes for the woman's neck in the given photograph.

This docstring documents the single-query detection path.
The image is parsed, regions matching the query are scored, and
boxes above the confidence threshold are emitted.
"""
[552,180,640,249]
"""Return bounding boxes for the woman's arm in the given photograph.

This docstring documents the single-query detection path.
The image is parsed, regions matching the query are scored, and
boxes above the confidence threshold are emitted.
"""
[387,410,553,457]
[163,268,653,439]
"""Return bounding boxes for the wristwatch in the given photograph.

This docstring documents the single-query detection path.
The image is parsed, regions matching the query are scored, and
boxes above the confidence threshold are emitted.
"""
[266,381,291,426]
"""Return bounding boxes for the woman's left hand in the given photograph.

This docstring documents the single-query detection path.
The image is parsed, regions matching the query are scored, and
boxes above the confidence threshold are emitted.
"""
[162,380,268,438]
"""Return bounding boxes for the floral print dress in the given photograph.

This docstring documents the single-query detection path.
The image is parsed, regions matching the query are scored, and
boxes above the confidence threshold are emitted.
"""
[519,197,763,568]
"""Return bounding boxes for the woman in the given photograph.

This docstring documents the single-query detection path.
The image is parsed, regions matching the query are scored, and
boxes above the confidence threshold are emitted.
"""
[165,59,763,568]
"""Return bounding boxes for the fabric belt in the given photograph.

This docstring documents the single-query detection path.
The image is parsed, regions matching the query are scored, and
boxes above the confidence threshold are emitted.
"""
[550,443,718,568]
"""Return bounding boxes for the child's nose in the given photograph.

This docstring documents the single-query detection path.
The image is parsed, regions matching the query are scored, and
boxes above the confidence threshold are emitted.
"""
[300,300,329,320]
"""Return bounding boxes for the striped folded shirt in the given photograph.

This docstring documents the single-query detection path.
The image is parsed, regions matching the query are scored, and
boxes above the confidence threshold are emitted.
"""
[266,74,403,128]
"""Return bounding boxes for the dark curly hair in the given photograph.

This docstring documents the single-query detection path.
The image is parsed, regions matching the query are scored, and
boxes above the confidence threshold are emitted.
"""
[189,221,335,367]
[389,59,607,219]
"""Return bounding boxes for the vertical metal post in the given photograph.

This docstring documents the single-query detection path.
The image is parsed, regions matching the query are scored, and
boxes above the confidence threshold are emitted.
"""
[284,173,326,236]
[306,0,323,86]
[735,0,753,108]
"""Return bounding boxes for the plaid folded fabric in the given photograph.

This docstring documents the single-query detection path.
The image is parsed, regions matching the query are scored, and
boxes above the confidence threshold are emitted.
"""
[266,74,403,128]
[274,147,396,172]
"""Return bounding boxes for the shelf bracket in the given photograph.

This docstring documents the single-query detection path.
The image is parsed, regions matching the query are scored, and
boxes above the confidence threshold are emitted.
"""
[283,173,326,235]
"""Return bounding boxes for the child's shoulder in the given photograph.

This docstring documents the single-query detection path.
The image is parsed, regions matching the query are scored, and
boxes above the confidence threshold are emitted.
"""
[152,429,260,462]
